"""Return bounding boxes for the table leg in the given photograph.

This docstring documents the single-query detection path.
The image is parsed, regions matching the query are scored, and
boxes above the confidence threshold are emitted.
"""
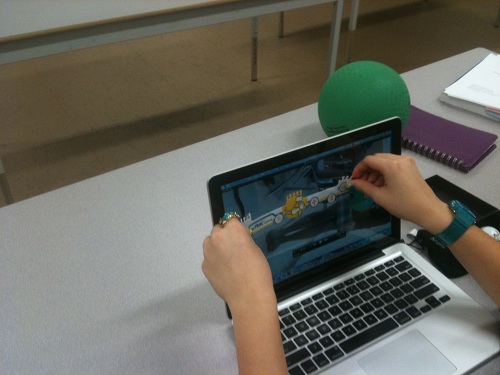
[251,17,258,81]
[326,0,344,76]
[0,158,13,205]
[279,12,285,38]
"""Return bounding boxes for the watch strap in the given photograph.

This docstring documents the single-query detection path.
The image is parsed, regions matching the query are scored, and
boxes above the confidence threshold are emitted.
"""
[434,200,476,247]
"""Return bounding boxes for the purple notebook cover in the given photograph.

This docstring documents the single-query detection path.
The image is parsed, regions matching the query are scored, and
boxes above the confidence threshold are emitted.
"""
[402,106,497,173]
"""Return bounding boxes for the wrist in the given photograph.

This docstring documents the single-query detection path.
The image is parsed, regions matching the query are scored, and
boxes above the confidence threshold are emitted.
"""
[433,200,476,247]
[420,200,454,235]
[229,292,278,320]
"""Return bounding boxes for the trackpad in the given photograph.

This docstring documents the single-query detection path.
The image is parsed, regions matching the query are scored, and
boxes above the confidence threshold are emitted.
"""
[358,330,456,375]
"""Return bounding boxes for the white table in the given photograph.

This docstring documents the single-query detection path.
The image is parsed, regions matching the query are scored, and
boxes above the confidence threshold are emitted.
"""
[1,48,498,373]
[0,0,343,77]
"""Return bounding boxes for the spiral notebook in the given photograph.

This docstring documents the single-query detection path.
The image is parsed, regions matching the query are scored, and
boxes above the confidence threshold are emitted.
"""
[402,106,497,173]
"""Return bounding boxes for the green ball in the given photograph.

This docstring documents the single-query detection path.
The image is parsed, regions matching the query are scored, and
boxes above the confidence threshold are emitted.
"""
[318,61,410,136]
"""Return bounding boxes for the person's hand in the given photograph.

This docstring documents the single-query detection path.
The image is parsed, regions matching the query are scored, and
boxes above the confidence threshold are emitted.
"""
[202,218,276,314]
[350,154,452,234]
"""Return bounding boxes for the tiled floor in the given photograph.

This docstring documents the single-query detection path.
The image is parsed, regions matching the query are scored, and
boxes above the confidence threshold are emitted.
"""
[1,0,499,206]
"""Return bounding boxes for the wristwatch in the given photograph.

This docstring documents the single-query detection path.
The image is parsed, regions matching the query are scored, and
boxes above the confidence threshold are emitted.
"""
[433,200,476,247]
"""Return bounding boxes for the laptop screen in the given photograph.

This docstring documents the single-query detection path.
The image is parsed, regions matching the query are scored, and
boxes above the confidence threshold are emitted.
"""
[208,118,402,295]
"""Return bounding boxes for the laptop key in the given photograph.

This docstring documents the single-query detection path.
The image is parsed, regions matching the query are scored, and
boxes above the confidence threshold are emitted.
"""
[319,336,335,348]
[282,315,296,327]
[312,292,324,300]
[300,359,318,374]
[345,278,355,285]
[370,286,384,296]
[326,295,339,305]
[364,314,378,326]
[313,353,330,368]
[439,295,451,303]
[364,269,376,276]
[304,305,318,315]
[384,303,398,315]
[339,301,354,311]
[410,275,430,289]
[286,348,310,367]
[353,319,368,331]
[360,302,375,314]
[305,329,320,341]
[331,330,346,342]
[406,306,422,318]
[315,300,329,310]
[374,308,389,320]
[404,294,418,305]
[393,311,411,325]
[385,260,396,267]
[394,260,412,272]
[295,321,310,332]
[340,318,399,353]
[371,297,384,308]
[394,298,409,310]
[425,295,441,308]
[318,311,332,322]
[283,327,299,339]
[328,305,342,316]
[307,342,323,354]
[301,298,313,306]
[328,318,342,330]
[420,305,432,313]
[376,271,389,281]
[289,366,306,375]
[347,285,360,294]
[414,283,439,300]
[306,316,321,327]
[350,307,363,319]
[342,324,357,337]
[336,290,350,300]
[386,267,398,277]
[334,282,345,291]
[294,334,308,347]
[339,313,353,324]
[279,308,290,317]
[317,323,331,335]
[323,287,335,295]
[357,280,370,290]
[325,346,344,361]
[284,340,297,354]
[359,291,374,301]
[366,276,379,285]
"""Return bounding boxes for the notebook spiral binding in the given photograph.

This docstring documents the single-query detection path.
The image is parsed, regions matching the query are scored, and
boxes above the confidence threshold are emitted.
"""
[402,137,464,170]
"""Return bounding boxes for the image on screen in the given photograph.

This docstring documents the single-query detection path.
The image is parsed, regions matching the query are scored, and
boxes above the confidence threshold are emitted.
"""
[220,131,393,284]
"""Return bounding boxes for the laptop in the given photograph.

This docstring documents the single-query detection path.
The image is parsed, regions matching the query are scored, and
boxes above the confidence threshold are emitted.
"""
[207,118,499,375]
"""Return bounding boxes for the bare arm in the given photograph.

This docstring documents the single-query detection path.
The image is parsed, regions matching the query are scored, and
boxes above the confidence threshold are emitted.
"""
[202,219,287,375]
[350,154,500,306]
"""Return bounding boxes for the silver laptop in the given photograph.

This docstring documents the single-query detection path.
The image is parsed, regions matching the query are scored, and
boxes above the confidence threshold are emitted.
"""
[207,118,499,375]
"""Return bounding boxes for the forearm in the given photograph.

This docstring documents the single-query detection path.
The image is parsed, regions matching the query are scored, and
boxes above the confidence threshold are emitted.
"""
[419,205,500,306]
[447,225,500,306]
[231,302,287,375]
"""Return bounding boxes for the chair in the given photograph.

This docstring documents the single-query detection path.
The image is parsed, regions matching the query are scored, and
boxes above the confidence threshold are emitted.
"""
[0,158,13,205]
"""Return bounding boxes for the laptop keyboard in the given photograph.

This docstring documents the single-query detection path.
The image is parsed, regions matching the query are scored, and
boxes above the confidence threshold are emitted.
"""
[279,255,450,375]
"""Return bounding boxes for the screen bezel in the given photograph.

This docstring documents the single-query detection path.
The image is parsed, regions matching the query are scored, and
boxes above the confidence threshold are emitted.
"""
[207,117,402,305]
